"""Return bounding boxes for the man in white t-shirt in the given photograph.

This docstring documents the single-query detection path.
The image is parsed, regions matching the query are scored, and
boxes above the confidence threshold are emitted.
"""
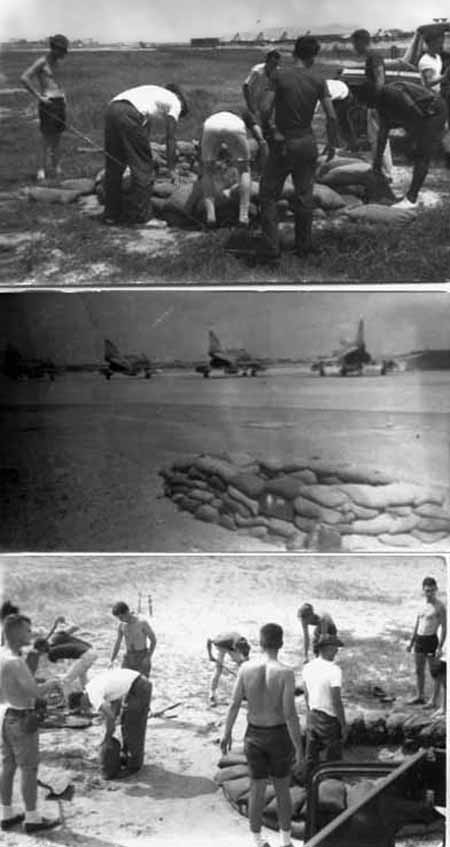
[418,31,448,95]
[302,633,346,784]
[200,111,266,228]
[103,83,188,226]
[83,668,151,775]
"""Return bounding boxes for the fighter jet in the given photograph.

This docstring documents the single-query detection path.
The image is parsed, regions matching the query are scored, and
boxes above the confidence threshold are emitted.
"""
[195,330,267,378]
[101,339,152,380]
[2,344,57,380]
[311,319,392,376]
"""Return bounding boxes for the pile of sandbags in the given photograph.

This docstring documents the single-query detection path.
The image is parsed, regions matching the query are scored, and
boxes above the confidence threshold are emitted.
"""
[215,703,446,837]
[159,453,450,551]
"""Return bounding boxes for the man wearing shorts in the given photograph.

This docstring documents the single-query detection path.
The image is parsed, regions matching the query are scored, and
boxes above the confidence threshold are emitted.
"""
[21,34,69,182]
[0,614,61,833]
[82,667,151,775]
[297,603,338,663]
[221,623,304,847]
[110,601,156,678]
[207,631,250,705]
[303,633,346,785]
[103,83,188,225]
[407,576,447,707]
[200,111,266,228]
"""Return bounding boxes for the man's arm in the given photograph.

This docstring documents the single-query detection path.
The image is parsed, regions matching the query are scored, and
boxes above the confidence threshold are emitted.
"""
[331,685,346,740]
[301,619,311,662]
[99,701,117,738]
[407,615,419,652]
[44,615,66,641]
[436,603,447,655]
[21,57,46,102]
[319,93,338,159]
[220,668,245,754]
[110,626,123,664]
[242,82,254,115]
[282,669,304,767]
[373,115,390,173]
[165,115,178,178]
[143,620,157,656]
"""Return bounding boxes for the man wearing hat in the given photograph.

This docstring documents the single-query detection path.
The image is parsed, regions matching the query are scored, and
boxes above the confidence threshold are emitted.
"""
[302,633,346,784]
[21,34,70,182]
[297,603,338,663]
[103,83,188,226]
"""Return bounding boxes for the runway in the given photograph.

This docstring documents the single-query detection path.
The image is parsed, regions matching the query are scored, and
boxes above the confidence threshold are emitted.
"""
[1,369,449,550]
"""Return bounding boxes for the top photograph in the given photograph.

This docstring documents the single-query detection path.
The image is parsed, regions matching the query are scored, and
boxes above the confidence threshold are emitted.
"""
[1,1,450,285]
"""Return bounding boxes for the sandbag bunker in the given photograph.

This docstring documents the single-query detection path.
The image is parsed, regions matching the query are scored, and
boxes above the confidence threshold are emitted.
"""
[23,145,421,228]
[215,709,445,843]
[160,454,450,551]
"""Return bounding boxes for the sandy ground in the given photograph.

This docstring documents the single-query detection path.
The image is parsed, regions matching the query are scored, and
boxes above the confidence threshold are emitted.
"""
[1,370,449,551]
[0,555,447,847]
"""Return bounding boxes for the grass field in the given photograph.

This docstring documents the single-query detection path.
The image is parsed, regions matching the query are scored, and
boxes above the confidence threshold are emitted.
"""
[1,47,450,283]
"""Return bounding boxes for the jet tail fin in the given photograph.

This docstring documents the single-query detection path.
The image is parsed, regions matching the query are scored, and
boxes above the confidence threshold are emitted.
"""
[104,339,119,359]
[355,318,365,348]
[208,330,223,355]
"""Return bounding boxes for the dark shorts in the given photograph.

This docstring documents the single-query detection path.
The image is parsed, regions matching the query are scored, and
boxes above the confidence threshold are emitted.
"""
[244,723,293,780]
[39,97,66,135]
[415,634,439,655]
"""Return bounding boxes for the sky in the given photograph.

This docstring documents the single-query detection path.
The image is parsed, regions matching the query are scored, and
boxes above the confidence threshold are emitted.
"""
[0,291,448,364]
[2,0,449,42]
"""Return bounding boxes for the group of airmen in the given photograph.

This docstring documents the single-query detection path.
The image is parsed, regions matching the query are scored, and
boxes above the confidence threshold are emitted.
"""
[0,575,446,843]
[19,26,450,262]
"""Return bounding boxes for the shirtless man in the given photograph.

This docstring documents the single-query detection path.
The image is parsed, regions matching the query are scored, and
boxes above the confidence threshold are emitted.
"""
[110,602,156,678]
[207,631,250,706]
[21,34,69,182]
[407,577,447,707]
[221,623,304,847]
[297,603,337,663]
[0,614,62,832]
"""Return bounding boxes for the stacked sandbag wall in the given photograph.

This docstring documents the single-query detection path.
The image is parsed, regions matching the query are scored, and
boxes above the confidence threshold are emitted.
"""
[160,453,450,551]
[214,709,445,839]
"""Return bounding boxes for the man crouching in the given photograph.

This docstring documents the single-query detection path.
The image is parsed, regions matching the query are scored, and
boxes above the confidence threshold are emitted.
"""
[221,623,304,847]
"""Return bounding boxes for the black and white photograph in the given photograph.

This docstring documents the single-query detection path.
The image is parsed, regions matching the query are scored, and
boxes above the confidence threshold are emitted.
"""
[1,290,449,552]
[1,1,450,283]
[0,554,447,846]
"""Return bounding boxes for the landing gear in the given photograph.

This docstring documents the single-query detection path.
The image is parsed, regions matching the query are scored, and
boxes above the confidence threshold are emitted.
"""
[144,370,151,379]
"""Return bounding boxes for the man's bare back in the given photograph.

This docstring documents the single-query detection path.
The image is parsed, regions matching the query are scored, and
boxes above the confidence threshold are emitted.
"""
[239,657,295,726]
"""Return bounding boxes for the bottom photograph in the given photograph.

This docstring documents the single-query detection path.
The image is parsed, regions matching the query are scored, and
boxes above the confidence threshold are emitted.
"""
[0,555,447,847]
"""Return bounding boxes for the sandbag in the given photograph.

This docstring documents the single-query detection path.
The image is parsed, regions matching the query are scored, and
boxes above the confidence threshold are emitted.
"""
[100,736,121,780]
[259,494,293,522]
[320,161,372,187]
[215,764,249,784]
[313,183,346,211]
[228,485,259,516]
[60,177,96,194]
[264,476,304,501]
[162,181,203,225]
[297,485,349,510]
[196,504,219,523]
[193,455,238,482]
[26,187,82,204]
[229,472,265,500]
[318,778,347,814]
[316,155,367,177]
[152,179,176,198]
[342,204,417,226]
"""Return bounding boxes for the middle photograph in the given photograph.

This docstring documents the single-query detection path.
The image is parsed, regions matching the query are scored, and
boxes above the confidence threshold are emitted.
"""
[1,289,449,553]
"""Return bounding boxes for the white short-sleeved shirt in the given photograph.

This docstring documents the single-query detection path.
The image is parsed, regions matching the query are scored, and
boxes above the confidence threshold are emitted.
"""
[418,53,443,94]
[112,85,181,122]
[244,63,272,112]
[85,669,139,712]
[303,656,342,717]
[326,79,350,101]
